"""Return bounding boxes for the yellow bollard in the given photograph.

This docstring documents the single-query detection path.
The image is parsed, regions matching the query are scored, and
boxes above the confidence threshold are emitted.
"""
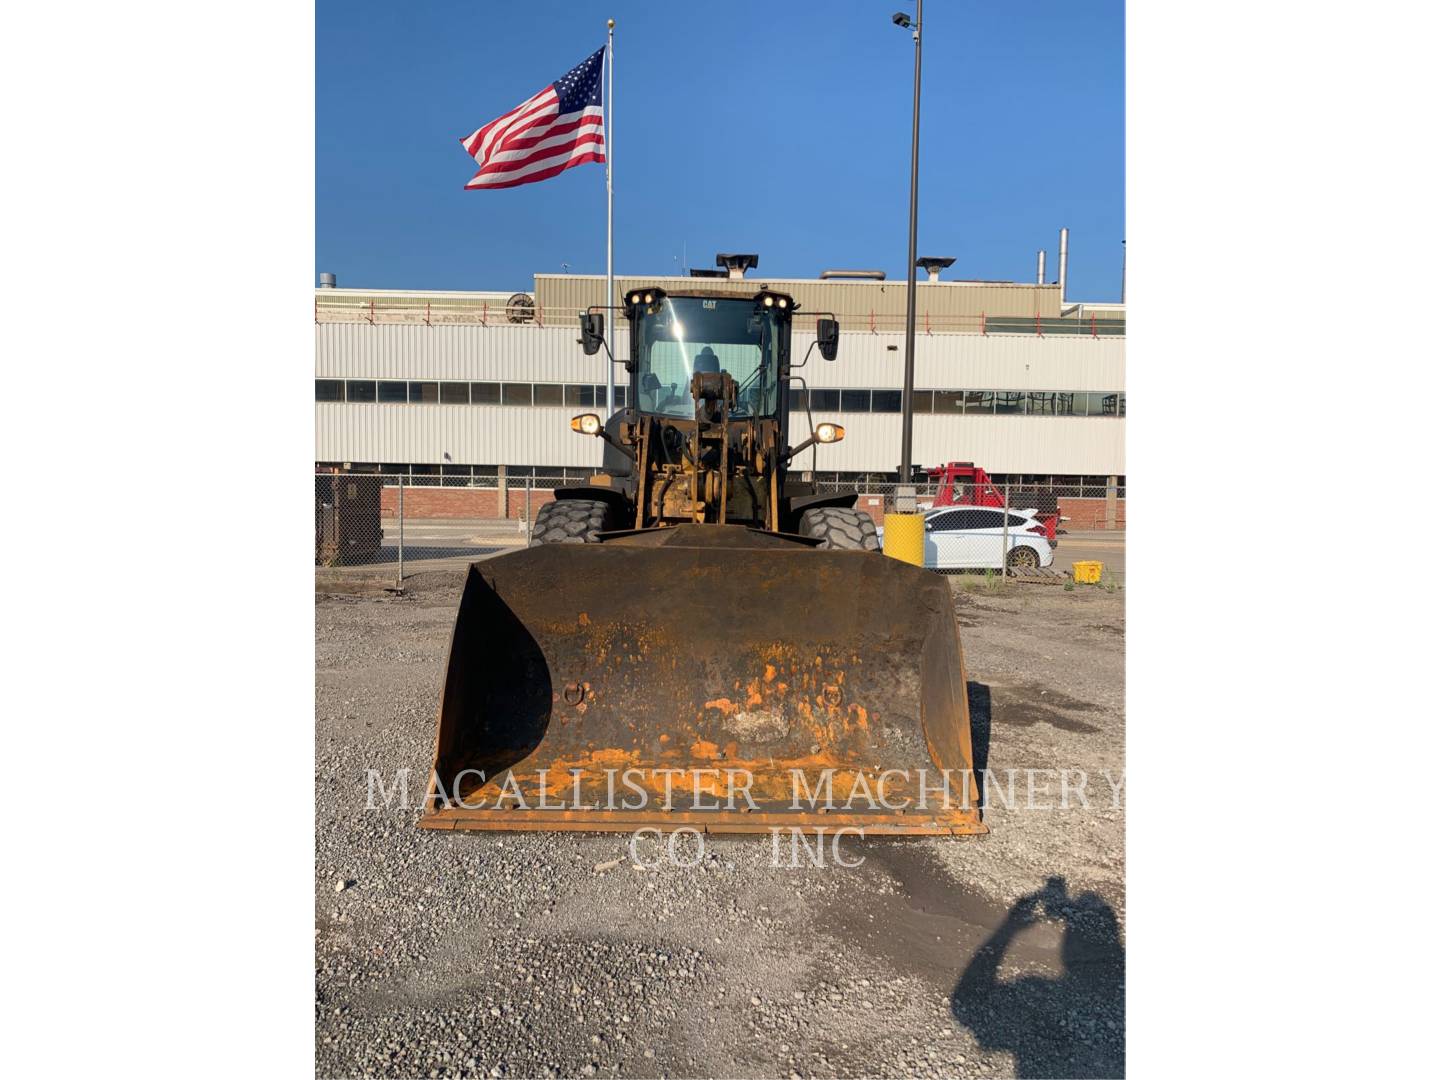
[883,513,926,566]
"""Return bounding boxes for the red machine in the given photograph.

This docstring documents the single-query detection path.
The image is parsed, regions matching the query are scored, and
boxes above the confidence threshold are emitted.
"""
[925,462,1060,542]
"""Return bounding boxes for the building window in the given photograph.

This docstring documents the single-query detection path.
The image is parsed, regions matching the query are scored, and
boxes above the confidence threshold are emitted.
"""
[409,464,441,486]
[787,387,807,412]
[345,380,377,403]
[994,392,1024,415]
[614,386,628,408]
[933,390,965,413]
[910,390,934,414]
[408,381,439,404]
[315,379,344,402]
[1025,392,1057,416]
[378,381,407,403]
[440,382,470,404]
[809,388,839,412]
[841,389,870,412]
[871,390,903,413]
[471,382,500,404]
[966,392,995,414]
[503,383,533,406]
[533,384,565,407]
[566,384,596,407]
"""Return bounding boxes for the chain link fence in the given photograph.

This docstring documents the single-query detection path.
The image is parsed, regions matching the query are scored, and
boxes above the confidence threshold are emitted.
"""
[315,472,1123,586]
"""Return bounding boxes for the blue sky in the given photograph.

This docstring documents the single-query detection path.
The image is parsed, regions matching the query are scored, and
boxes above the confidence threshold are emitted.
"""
[317,1,1124,300]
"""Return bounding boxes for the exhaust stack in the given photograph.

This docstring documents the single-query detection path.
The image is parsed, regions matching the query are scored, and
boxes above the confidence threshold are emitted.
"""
[1036,250,1046,285]
[916,256,955,283]
[716,253,759,280]
[1058,228,1069,301]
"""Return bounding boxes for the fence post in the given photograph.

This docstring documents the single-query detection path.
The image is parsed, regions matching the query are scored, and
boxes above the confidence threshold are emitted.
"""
[396,475,404,587]
[1002,482,1010,576]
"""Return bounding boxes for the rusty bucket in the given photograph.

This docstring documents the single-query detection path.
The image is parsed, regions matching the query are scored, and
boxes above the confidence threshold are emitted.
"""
[420,525,984,836]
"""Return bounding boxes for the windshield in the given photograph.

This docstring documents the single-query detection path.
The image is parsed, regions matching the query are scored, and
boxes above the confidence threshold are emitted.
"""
[633,296,781,418]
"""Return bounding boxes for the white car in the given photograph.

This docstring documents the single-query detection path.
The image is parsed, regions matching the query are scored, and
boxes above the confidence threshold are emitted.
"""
[880,505,1055,572]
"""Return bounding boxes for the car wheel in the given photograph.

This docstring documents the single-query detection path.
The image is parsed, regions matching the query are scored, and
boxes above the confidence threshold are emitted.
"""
[1006,544,1041,572]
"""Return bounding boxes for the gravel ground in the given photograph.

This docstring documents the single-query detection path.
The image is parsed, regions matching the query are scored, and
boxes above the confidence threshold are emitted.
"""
[316,569,1125,1079]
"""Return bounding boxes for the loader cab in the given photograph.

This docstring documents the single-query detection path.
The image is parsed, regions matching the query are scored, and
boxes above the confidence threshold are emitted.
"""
[624,289,791,421]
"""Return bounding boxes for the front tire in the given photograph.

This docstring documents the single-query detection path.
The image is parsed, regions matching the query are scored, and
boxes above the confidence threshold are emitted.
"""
[529,498,621,545]
[799,507,881,551]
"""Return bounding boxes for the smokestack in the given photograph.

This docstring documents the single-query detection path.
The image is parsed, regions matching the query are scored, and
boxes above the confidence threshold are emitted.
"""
[1036,250,1046,285]
[1058,228,1069,301]
[318,272,336,289]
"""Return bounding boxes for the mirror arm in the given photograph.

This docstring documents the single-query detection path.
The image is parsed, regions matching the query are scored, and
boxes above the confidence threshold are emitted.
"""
[785,434,818,463]
[591,428,637,462]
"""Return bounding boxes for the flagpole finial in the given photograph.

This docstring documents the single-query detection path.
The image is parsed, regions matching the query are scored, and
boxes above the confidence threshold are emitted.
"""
[607,18,615,29]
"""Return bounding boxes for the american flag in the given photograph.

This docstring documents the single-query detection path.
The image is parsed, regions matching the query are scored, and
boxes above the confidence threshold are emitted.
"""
[459,47,606,191]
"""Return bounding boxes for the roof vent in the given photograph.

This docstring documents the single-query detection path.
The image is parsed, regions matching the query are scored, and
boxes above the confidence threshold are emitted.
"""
[505,293,535,323]
[715,253,759,280]
[916,257,955,282]
[688,268,728,278]
[318,272,337,288]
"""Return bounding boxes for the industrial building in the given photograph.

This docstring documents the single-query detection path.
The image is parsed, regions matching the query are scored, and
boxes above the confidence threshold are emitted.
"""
[314,250,1125,507]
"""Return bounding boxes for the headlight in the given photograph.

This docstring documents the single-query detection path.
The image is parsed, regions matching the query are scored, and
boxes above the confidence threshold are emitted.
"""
[763,295,775,307]
[778,297,789,309]
[815,422,845,444]
[570,413,602,435]
[644,292,654,304]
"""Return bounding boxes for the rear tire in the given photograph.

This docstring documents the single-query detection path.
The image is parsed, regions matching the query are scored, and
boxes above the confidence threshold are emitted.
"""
[529,498,621,546]
[799,507,881,551]
[1006,544,1041,571]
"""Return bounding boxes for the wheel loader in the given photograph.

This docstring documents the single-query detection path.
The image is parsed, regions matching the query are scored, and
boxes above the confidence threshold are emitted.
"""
[420,286,984,835]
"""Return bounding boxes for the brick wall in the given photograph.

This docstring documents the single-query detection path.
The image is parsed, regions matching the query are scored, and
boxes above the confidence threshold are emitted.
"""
[1057,497,1126,530]
[380,485,557,520]
[374,485,1126,530]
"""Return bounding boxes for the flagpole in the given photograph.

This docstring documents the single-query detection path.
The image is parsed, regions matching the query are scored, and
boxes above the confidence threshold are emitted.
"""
[604,18,615,418]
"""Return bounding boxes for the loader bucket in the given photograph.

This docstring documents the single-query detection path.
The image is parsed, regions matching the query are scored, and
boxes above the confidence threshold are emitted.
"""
[420,525,985,836]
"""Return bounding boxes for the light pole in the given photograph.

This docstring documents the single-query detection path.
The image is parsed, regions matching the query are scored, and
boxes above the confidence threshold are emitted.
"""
[894,3,922,483]
[879,3,927,568]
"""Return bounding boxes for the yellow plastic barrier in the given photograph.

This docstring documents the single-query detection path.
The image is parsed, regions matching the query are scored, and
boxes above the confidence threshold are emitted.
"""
[883,513,926,566]
[1072,560,1103,584]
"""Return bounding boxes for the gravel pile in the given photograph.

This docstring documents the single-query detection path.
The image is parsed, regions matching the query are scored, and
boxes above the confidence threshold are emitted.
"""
[316,570,1126,1078]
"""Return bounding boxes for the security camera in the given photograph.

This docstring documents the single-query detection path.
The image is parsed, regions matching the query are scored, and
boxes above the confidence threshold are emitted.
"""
[892,12,912,28]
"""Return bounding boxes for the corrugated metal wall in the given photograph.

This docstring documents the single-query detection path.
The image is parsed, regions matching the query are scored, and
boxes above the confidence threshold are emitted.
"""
[533,274,1062,329]
[315,324,1124,474]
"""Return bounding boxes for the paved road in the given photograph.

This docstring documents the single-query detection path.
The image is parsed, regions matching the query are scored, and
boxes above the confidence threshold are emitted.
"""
[1053,529,1126,582]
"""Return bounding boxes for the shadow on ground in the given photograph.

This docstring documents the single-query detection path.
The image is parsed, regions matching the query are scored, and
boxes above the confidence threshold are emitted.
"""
[319,544,509,568]
[951,875,1126,1078]
[967,680,991,779]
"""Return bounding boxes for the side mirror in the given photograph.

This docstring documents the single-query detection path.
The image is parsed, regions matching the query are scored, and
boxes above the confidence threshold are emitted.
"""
[817,318,840,362]
[579,311,605,356]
